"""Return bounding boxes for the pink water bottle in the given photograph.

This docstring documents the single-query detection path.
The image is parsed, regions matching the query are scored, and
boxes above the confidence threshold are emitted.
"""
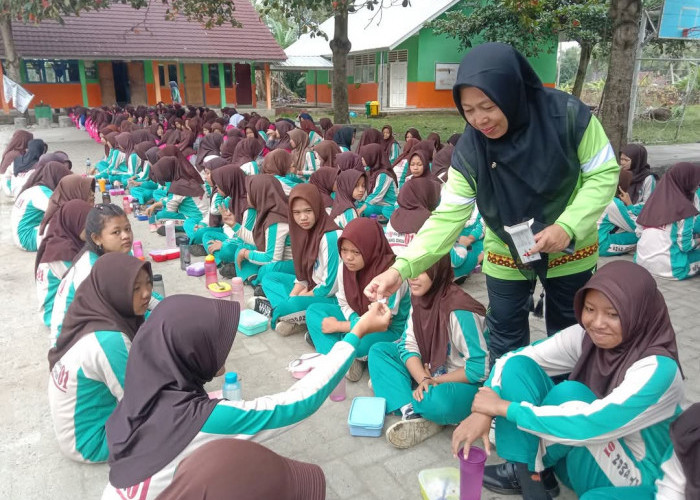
[122,197,132,214]
[231,277,245,310]
[132,240,144,260]
[204,255,218,287]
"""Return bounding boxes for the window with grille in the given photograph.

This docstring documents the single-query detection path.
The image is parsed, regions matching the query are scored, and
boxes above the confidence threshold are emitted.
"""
[388,50,408,63]
[353,53,376,84]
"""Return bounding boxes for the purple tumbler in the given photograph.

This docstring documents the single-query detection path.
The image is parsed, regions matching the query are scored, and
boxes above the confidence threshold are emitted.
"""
[458,446,487,500]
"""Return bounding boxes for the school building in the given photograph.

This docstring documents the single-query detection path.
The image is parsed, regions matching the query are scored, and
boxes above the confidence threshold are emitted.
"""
[0,0,285,110]
[280,0,557,110]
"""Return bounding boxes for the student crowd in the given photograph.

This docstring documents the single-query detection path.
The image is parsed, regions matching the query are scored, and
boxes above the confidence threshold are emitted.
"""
[1,42,699,500]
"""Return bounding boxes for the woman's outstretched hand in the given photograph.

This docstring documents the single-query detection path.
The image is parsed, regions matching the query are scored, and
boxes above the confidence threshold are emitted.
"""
[364,267,402,302]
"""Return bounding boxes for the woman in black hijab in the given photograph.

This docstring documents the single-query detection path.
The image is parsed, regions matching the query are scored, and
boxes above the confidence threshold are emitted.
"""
[367,42,619,375]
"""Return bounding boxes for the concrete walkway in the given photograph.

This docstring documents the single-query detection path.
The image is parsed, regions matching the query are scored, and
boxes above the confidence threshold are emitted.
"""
[0,125,698,499]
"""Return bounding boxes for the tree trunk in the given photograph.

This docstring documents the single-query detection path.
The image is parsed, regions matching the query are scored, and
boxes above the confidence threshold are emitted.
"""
[572,42,592,99]
[598,0,642,154]
[329,7,350,124]
[0,14,21,82]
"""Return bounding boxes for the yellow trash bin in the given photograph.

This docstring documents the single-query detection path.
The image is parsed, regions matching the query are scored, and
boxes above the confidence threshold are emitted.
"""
[370,101,380,117]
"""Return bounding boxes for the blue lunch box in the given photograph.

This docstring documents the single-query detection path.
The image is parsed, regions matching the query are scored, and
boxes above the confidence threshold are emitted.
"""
[237,309,269,336]
[347,397,386,437]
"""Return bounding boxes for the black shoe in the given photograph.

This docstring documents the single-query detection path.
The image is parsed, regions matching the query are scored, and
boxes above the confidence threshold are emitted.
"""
[156,225,166,236]
[219,263,237,279]
[454,276,467,285]
[483,462,559,498]
[253,285,266,297]
[189,244,208,257]
[246,297,272,318]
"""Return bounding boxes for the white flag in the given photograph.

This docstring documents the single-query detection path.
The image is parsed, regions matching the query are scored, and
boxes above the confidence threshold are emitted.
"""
[3,75,34,113]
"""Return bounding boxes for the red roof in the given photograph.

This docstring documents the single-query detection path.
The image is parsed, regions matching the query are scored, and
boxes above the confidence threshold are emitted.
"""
[0,0,285,62]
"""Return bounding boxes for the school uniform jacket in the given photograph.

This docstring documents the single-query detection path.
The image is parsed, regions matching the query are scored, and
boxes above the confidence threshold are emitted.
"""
[164,191,210,223]
[365,172,397,207]
[246,222,292,265]
[293,230,341,298]
[11,184,52,251]
[36,260,71,327]
[635,213,700,280]
[333,206,359,229]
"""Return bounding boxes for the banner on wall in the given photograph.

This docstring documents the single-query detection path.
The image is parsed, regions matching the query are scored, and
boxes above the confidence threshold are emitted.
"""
[3,75,35,113]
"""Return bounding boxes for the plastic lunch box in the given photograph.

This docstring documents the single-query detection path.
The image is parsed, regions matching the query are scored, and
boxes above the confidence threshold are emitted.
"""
[186,262,206,276]
[149,249,180,262]
[237,309,269,336]
[418,467,460,500]
[347,397,386,437]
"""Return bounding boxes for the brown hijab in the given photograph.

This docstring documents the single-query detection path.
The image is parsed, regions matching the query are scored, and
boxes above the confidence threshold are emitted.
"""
[195,133,223,168]
[158,146,205,197]
[275,120,295,151]
[412,255,486,370]
[407,149,436,181]
[105,296,240,488]
[392,138,420,167]
[309,167,338,208]
[134,141,157,163]
[19,162,72,196]
[432,143,454,181]
[231,138,262,169]
[35,199,92,273]
[115,133,135,158]
[621,143,652,204]
[157,439,326,500]
[1,130,32,173]
[39,175,95,234]
[380,125,398,157]
[356,128,383,156]
[288,129,310,173]
[390,177,441,234]
[330,170,366,219]
[339,218,395,314]
[337,152,365,173]
[288,184,339,287]
[405,127,422,141]
[426,132,443,151]
[220,134,242,162]
[262,149,293,176]
[569,260,682,398]
[151,157,177,185]
[247,175,289,250]
[211,164,248,223]
[314,140,341,168]
[361,143,396,192]
[636,162,700,228]
[48,253,152,371]
[670,403,700,499]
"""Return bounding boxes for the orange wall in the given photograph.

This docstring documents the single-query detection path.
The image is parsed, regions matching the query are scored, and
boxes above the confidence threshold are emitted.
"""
[306,84,332,105]
[304,83,377,106]
[406,82,455,108]
[23,83,94,109]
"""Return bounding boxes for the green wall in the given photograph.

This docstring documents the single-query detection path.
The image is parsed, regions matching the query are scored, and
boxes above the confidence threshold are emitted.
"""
[143,60,154,84]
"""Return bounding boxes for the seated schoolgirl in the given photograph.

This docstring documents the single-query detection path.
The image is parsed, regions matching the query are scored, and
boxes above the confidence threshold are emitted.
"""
[635,162,700,280]
[451,261,684,500]
[48,253,152,463]
[289,129,317,180]
[368,255,489,449]
[261,149,303,195]
[148,156,209,226]
[36,200,93,328]
[403,149,435,184]
[257,184,341,336]
[309,167,338,212]
[94,133,120,180]
[337,151,365,173]
[194,133,223,170]
[620,143,656,205]
[50,204,134,344]
[11,162,72,251]
[219,132,241,163]
[392,138,420,190]
[1,130,32,195]
[234,175,292,284]
[201,165,254,275]
[299,113,323,147]
[330,169,367,228]
[333,126,354,152]
[313,140,341,169]
[356,128,383,155]
[450,208,485,281]
[243,125,269,157]
[38,175,95,239]
[381,125,401,164]
[384,176,441,256]
[432,140,454,183]
[230,137,263,175]
[255,117,271,143]
[405,128,421,141]
[274,120,295,151]
[109,133,139,187]
[183,158,229,249]
[598,169,642,256]
[306,218,411,382]
[358,143,398,219]
[101,295,391,500]
[578,402,699,500]
[10,138,48,197]
[128,144,160,205]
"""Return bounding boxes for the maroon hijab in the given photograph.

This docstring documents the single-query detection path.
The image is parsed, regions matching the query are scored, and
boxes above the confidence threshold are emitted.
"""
[158,146,205,197]
[289,184,339,286]
[337,152,365,173]
[262,149,293,176]
[392,138,420,167]
[339,218,395,314]
[330,170,366,219]
[115,133,135,157]
[39,175,95,234]
[356,128,383,155]
[1,130,32,173]
[309,167,338,209]
[220,134,242,162]
[636,162,700,227]
[390,177,441,234]
[35,199,92,272]
[275,120,295,151]
[247,175,289,250]
[48,253,152,371]
[20,162,72,195]
[231,138,262,169]
[569,260,682,398]
[412,255,486,370]
[432,143,454,182]
[621,143,652,204]
[405,127,422,140]
[361,143,396,192]
[211,164,248,223]
[105,296,240,488]
[670,403,700,499]
[380,125,398,157]
[314,140,341,168]
[196,133,223,168]
[407,149,436,180]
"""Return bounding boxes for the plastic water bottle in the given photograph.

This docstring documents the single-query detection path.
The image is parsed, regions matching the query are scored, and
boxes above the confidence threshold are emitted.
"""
[204,254,218,287]
[370,214,378,221]
[180,242,191,270]
[152,274,165,297]
[132,240,144,260]
[85,157,91,175]
[122,196,132,214]
[165,221,176,248]
[231,277,245,310]
[222,372,242,401]
[102,191,111,205]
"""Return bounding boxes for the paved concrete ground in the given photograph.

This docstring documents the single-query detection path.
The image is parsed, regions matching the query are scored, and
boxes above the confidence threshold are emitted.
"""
[0,125,698,499]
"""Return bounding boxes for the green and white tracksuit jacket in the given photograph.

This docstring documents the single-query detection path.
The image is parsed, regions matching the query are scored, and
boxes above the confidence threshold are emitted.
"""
[11,184,52,251]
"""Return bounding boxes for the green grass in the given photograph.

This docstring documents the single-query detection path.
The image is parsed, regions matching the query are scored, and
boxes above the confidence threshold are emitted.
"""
[354,112,467,141]
[631,104,700,145]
